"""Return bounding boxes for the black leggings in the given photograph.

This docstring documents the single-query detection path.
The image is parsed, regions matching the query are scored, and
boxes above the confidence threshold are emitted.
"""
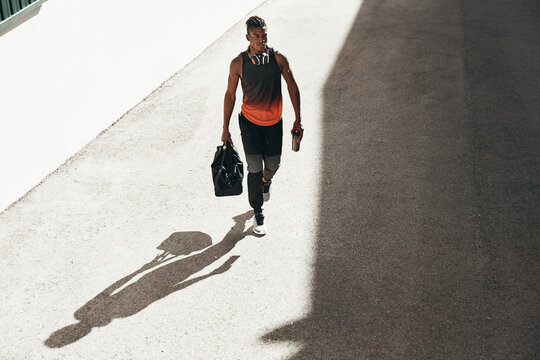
[238,113,283,214]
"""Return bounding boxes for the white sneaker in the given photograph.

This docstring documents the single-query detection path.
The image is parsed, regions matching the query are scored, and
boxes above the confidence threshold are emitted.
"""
[253,213,266,235]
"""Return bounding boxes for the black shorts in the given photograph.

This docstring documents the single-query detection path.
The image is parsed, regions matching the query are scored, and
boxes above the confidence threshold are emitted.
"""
[238,112,283,156]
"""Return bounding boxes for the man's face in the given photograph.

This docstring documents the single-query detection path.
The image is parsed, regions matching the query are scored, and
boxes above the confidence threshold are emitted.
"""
[246,27,267,53]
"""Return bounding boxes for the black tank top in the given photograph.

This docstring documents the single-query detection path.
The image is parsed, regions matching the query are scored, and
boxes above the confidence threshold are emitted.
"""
[240,47,283,126]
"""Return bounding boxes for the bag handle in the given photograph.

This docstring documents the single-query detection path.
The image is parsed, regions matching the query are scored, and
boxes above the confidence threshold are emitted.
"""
[220,141,233,169]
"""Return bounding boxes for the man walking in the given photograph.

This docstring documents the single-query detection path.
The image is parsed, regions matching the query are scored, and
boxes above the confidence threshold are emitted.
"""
[222,15,303,235]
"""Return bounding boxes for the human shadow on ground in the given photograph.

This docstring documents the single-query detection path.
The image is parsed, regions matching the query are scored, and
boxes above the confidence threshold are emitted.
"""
[45,211,252,348]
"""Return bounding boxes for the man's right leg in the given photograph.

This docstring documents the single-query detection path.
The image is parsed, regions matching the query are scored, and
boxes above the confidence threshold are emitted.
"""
[246,156,264,214]
[239,113,266,234]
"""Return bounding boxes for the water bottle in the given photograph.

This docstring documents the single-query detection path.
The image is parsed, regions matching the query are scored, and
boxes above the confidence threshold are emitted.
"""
[292,129,301,152]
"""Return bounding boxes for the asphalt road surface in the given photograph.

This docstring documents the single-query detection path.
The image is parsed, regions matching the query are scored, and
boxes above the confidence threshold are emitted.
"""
[0,0,538,358]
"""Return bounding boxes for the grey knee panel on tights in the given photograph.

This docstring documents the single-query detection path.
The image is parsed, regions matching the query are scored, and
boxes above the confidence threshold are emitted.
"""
[263,155,280,180]
[246,154,264,173]
[246,154,281,180]
[264,155,281,172]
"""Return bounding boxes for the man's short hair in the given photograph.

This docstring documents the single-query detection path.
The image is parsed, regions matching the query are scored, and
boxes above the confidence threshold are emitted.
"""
[246,16,266,34]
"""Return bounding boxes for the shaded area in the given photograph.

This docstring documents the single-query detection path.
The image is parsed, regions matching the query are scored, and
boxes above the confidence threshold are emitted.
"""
[265,0,539,358]
[461,0,540,355]
[45,211,252,348]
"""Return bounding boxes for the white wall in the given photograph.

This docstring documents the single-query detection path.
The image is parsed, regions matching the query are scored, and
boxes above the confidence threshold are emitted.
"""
[0,0,264,212]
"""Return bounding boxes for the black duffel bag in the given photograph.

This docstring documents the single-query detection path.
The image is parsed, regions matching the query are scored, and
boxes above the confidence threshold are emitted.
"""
[211,142,244,197]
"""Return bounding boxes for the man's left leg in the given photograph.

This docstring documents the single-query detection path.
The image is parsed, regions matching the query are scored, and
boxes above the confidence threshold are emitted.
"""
[261,120,283,202]
[262,155,280,201]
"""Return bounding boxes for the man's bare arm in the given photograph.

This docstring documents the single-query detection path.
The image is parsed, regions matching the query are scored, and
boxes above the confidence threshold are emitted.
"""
[222,55,242,144]
[276,52,303,142]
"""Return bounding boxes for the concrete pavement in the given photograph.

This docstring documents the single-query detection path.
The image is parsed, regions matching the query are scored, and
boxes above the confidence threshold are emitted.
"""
[1,0,538,359]
[0,0,359,358]
[263,0,539,358]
